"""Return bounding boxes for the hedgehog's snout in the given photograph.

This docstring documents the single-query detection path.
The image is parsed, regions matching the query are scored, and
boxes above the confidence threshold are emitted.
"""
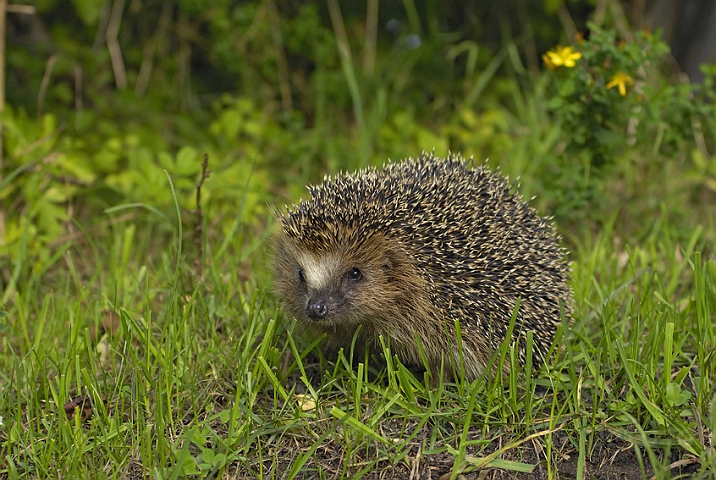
[306,298,329,319]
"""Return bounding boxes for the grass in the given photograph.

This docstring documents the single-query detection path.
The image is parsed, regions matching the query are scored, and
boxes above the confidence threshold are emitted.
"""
[1,168,714,480]
[3,2,715,477]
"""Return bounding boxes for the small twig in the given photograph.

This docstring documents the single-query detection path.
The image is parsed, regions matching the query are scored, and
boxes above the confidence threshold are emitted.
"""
[608,0,633,41]
[37,55,58,119]
[92,3,111,51]
[135,1,172,96]
[194,154,211,226]
[194,153,211,276]
[135,43,155,97]
[691,114,711,161]
[15,127,62,159]
[557,3,577,40]
[517,0,540,76]
[6,4,34,14]
[408,444,421,480]
[74,64,82,126]
[363,0,378,76]
[236,4,267,52]
[651,457,700,480]
[177,11,190,111]
[327,0,365,129]
[593,0,607,26]
[631,0,645,30]
[106,0,127,89]
[327,0,352,64]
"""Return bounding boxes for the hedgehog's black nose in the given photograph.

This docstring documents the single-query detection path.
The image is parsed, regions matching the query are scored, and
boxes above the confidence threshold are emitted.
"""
[306,300,328,319]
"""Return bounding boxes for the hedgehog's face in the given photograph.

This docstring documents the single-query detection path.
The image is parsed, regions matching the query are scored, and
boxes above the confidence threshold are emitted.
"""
[273,232,407,328]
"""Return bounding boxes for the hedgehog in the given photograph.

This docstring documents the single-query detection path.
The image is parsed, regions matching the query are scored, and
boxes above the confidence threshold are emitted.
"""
[272,152,571,380]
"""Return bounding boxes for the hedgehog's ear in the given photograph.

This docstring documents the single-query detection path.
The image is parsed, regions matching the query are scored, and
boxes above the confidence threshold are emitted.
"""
[380,253,395,273]
[381,249,406,273]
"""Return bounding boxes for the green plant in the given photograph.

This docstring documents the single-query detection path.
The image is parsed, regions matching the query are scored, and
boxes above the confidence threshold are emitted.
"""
[538,22,716,224]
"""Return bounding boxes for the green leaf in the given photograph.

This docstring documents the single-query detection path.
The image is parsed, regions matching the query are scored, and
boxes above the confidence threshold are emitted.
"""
[559,79,576,96]
[175,146,201,176]
[665,382,691,408]
[72,0,104,25]
[475,458,536,473]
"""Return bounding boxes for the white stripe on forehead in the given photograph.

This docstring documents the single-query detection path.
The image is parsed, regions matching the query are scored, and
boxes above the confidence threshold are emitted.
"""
[296,251,342,290]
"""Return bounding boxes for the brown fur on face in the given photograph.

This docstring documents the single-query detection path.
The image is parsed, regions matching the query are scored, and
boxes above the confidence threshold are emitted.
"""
[273,230,479,376]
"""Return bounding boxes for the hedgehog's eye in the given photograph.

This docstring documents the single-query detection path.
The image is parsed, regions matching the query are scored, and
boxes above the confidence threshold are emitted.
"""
[347,267,362,281]
[298,269,306,283]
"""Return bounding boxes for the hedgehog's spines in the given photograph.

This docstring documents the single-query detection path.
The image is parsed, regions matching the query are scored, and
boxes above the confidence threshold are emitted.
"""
[273,153,572,378]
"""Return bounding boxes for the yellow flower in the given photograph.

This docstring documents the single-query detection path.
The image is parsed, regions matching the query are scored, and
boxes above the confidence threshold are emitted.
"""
[606,72,633,96]
[544,46,582,68]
